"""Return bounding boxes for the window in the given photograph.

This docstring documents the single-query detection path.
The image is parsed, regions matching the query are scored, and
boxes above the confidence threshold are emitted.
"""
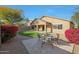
[53,24,63,29]
[58,24,62,29]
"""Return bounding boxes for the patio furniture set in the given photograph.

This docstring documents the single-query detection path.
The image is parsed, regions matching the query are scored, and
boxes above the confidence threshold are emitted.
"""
[37,33,60,48]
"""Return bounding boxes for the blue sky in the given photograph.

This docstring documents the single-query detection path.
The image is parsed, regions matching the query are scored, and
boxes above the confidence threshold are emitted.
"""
[1,5,79,20]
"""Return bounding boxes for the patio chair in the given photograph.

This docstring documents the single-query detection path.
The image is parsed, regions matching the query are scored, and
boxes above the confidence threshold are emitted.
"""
[41,34,54,48]
[51,33,60,44]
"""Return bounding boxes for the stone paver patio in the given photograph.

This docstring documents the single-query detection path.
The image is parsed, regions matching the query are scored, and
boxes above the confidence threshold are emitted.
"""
[22,38,74,54]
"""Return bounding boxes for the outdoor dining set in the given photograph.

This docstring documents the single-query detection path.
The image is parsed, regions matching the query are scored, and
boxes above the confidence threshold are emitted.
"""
[37,33,60,48]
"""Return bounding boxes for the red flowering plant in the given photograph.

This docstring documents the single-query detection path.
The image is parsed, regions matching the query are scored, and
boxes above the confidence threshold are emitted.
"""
[1,24,19,43]
[65,29,79,44]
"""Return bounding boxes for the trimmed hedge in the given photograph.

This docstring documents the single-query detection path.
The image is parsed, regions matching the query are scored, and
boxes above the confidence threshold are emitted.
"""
[1,24,19,43]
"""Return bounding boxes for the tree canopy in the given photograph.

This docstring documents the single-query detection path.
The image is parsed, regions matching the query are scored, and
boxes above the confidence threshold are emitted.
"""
[71,11,79,28]
[0,7,23,24]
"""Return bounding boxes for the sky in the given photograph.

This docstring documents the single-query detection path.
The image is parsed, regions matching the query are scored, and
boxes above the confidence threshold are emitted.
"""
[0,5,79,20]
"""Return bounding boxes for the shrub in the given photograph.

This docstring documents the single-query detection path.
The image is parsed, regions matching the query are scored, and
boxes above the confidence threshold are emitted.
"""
[1,24,19,43]
[65,29,79,44]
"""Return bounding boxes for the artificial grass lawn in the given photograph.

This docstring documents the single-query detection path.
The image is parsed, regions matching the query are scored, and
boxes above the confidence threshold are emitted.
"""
[19,31,38,38]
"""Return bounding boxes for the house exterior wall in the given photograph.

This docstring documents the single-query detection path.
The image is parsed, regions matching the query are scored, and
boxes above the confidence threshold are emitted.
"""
[31,16,74,41]
[31,20,46,32]
[41,16,73,41]
[46,26,52,32]
[33,20,46,25]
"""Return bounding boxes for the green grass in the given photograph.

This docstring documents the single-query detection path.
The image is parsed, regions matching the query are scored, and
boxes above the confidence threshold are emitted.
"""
[19,31,38,38]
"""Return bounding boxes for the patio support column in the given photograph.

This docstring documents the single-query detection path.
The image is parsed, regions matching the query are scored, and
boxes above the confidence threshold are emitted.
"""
[36,25,38,31]
[45,24,47,33]
[52,24,53,33]
[51,25,53,33]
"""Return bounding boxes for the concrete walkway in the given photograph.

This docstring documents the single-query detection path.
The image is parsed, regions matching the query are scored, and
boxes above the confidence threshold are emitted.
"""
[0,35,31,54]
[22,38,73,54]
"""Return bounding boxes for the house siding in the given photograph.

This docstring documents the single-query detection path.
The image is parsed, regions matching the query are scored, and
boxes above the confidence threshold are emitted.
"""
[41,16,74,41]
[31,16,74,41]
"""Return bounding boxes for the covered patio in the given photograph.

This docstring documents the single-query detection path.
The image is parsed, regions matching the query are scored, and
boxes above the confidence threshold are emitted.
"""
[32,22,53,33]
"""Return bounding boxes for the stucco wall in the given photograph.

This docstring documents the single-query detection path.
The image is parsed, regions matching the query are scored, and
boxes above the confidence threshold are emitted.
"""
[42,16,71,41]
[32,16,73,41]
[32,20,46,25]
[46,26,52,32]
